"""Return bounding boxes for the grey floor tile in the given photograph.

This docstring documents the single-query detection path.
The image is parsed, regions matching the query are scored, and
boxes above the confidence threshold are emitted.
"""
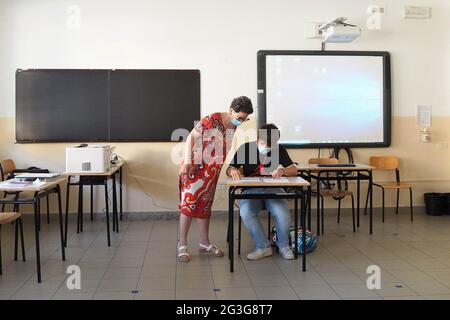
[176,288,216,300]
[249,274,290,287]
[176,276,214,289]
[134,290,175,300]
[406,281,450,296]
[97,278,138,292]
[137,277,175,290]
[216,287,257,300]
[254,286,299,300]
[11,293,54,300]
[110,257,144,268]
[2,211,450,300]
[52,292,94,300]
[293,285,340,300]
[320,272,364,285]
[103,267,141,280]
[0,280,26,295]
[140,266,176,278]
[284,271,327,286]
[422,294,450,300]
[383,295,424,300]
[213,275,252,288]
[93,291,135,300]
[55,279,101,294]
[331,284,380,299]
[375,283,418,297]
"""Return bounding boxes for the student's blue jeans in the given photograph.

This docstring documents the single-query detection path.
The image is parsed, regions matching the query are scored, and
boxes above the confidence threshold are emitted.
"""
[239,188,290,250]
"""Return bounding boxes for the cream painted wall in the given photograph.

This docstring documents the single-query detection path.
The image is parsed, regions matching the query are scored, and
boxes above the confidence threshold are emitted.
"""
[0,0,449,213]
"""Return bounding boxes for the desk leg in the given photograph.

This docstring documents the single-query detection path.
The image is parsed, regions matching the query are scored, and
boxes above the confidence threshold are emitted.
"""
[369,170,373,234]
[104,180,111,246]
[77,182,83,233]
[294,192,298,260]
[33,193,42,283]
[302,188,307,272]
[90,184,94,221]
[57,186,66,261]
[308,185,312,230]
[46,195,50,224]
[228,188,234,272]
[65,177,71,247]
[357,172,361,228]
[119,167,123,221]
[112,174,119,233]
[37,198,41,232]
[316,174,321,235]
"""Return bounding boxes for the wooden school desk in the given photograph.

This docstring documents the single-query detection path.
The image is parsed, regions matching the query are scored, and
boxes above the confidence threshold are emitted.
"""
[226,176,311,273]
[296,164,375,234]
[0,177,66,283]
[64,161,124,247]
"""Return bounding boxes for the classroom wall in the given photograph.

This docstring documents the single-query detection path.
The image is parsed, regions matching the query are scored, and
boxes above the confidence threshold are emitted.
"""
[0,0,449,214]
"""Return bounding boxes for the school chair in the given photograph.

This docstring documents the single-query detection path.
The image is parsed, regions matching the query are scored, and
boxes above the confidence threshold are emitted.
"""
[364,156,413,222]
[308,157,356,234]
[1,159,51,225]
[0,211,26,275]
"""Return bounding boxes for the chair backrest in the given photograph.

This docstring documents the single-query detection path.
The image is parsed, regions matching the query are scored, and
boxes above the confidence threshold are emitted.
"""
[369,156,399,170]
[0,159,16,180]
[308,157,339,165]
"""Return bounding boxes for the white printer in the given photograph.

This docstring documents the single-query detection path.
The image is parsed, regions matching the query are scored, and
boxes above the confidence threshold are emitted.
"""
[66,144,112,173]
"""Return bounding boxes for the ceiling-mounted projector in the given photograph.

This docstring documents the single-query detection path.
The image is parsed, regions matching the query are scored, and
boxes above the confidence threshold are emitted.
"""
[319,17,361,43]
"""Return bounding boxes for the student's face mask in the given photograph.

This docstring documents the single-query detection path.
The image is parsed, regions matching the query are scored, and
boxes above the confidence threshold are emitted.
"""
[231,115,243,127]
[230,110,249,127]
[257,142,271,155]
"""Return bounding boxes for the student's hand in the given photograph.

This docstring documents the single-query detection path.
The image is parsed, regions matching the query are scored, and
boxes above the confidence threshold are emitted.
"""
[180,163,197,176]
[271,168,285,179]
[228,167,242,180]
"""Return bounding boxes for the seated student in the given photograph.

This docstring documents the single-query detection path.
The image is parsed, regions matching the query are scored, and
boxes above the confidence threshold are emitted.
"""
[226,123,298,260]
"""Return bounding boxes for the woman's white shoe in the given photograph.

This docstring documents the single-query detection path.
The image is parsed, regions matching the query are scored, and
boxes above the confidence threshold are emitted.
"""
[178,245,190,263]
[199,243,224,257]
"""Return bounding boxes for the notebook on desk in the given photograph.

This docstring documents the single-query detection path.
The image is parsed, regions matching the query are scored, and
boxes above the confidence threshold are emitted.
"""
[15,173,60,179]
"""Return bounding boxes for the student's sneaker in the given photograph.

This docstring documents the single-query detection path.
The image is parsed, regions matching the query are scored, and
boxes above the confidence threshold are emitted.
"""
[247,246,273,260]
[279,246,295,260]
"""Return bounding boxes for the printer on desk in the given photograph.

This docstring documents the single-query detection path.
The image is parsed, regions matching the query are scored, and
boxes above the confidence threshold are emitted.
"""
[66,144,112,173]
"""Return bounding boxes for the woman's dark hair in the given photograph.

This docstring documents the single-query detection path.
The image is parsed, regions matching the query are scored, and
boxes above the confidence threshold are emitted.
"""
[230,96,254,114]
[259,123,280,147]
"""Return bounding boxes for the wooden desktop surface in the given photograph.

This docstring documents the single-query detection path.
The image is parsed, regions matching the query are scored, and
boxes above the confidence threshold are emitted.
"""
[0,177,67,192]
[64,161,125,176]
[296,164,375,172]
[226,176,310,187]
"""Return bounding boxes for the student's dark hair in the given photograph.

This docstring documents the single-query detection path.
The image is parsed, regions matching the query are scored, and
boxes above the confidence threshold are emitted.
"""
[259,123,280,147]
[230,96,253,114]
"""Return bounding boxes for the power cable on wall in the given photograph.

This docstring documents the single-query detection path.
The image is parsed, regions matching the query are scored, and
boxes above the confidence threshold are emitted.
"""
[123,161,178,212]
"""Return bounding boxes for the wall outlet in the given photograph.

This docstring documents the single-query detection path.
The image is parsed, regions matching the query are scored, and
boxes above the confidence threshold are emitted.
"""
[437,142,448,150]
[404,6,432,19]
[367,4,387,15]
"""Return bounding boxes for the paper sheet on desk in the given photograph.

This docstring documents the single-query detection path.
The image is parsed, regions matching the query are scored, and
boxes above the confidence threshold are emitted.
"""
[263,177,290,183]
[0,180,31,187]
[239,177,261,182]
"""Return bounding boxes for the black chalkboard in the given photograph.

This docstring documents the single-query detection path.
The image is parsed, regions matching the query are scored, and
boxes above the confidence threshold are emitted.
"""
[15,69,200,143]
[109,70,200,141]
[16,69,109,142]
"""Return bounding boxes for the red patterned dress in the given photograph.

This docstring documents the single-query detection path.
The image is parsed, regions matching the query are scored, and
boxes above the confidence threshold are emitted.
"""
[179,113,234,219]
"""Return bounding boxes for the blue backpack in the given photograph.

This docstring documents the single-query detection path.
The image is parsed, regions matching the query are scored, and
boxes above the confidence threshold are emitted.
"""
[271,226,318,255]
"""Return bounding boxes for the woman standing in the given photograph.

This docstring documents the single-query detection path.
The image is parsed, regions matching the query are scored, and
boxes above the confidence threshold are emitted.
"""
[178,96,253,262]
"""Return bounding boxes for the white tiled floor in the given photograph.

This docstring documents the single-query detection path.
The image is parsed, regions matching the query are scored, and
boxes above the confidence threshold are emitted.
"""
[0,207,450,300]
